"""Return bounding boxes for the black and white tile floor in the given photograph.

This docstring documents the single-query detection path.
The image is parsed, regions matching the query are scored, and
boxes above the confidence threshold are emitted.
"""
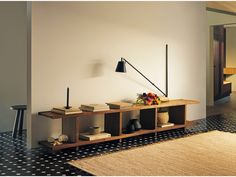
[0,113,236,176]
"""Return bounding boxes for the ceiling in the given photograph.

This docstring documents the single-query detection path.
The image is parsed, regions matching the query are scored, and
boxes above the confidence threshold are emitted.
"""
[207,1,236,14]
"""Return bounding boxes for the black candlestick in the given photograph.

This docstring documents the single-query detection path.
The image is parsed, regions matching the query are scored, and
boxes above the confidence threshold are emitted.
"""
[65,87,71,109]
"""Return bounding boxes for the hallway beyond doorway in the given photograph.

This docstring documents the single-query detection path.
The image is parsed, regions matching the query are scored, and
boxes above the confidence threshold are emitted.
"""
[207,92,236,116]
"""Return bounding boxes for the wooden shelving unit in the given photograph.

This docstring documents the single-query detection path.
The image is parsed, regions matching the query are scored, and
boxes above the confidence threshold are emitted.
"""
[38,99,199,150]
[222,68,233,98]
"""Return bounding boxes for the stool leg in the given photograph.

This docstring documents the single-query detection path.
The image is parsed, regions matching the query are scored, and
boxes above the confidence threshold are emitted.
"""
[19,110,24,136]
[12,110,20,138]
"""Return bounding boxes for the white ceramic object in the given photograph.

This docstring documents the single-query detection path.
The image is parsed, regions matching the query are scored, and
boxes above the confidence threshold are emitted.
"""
[58,134,69,142]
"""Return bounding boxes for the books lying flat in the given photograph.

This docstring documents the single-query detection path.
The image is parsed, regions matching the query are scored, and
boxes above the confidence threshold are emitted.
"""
[106,101,133,109]
[159,96,169,102]
[80,132,111,141]
[157,122,174,128]
[52,107,82,115]
[81,104,109,109]
[80,104,110,112]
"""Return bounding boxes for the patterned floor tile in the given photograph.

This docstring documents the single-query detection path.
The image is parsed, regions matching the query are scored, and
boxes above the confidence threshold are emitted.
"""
[0,114,235,176]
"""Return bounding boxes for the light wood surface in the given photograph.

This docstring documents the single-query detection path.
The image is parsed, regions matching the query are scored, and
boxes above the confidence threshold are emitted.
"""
[38,99,199,119]
[223,81,231,85]
[207,2,236,13]
[207,1,236,13]
[39,124,186,151]
[224,67,236,75]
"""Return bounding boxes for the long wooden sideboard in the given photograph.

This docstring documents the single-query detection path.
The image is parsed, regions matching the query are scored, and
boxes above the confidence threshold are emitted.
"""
[38,99,199,150]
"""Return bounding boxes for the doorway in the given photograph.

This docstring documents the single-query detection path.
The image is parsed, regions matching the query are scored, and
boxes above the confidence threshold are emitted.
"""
[207,23,236,116]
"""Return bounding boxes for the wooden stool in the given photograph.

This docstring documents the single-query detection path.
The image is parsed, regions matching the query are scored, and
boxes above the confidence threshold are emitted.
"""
[11,105,27,138]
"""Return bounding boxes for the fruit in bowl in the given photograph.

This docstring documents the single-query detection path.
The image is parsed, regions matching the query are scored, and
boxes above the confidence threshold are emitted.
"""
[136,92,161,105]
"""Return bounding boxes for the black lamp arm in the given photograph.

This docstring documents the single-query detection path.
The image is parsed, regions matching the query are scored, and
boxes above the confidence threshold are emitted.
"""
[121,57,167,97]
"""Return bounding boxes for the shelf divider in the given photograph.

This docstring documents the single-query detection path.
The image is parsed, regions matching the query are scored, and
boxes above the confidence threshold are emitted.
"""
[62,117,80,143]
[140,108,157,129]
[168,105,186,124]
[104,112,122,136]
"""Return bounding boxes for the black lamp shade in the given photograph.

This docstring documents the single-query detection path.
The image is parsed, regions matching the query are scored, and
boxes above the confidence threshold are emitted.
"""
[115,61,126,73]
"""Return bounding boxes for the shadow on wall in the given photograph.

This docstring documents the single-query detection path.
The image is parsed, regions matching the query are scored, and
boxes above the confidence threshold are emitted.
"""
[88,59,105,78]
[124,74,164,94]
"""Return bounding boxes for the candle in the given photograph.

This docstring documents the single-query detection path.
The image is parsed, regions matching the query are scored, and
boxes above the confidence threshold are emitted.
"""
[66,87,70,109]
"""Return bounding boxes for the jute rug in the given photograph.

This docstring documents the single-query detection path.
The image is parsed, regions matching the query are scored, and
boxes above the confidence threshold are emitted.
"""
[69,131,236,176]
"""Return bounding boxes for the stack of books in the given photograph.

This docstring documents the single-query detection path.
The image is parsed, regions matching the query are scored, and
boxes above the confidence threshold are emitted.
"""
[80,132,111,141]
[80,104,110,112]
[106,101,133,109]
[51,107,82,115]
[157,122,174,128]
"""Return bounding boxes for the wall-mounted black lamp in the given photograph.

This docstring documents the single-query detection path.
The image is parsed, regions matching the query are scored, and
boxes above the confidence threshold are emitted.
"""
[115,44,168,97]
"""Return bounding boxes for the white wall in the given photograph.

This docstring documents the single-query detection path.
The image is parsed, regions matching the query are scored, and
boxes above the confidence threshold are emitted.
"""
[226,27,236,91]
[0,2,27,132]
[206,11,236,105]
[30,2,206,147]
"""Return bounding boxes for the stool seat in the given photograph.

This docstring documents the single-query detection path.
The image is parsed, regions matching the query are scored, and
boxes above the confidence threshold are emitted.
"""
[11,104,27,138]
[10,105,27,110]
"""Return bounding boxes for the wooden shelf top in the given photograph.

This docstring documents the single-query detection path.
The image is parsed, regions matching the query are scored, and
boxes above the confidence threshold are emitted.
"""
[38,99,199,119]
[224,81,231,85]
[224,67,236,75]
[39,124,185,150]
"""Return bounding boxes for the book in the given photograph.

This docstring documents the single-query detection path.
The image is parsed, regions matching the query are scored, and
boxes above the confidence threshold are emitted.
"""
[106,101,133,109]
[81,104,109,109]
[157,122,174,128]
[51,107,82,115]
[80,107,110,112]
[79,132,111,141]
[80,104,110,112]
[159,96,169,102]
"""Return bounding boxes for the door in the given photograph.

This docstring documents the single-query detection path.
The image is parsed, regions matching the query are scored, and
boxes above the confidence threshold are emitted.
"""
[213,25,226,101]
